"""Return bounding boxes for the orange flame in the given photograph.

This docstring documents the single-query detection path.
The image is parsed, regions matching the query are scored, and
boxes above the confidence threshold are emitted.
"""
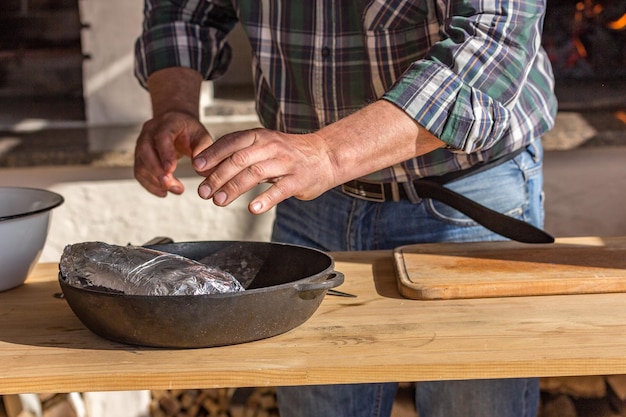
[573,37,588,58]
[608,13,626,30]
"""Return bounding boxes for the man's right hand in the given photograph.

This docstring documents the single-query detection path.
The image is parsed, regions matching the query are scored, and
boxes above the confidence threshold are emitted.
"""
[134,111,213,197]
[134,67,212,197]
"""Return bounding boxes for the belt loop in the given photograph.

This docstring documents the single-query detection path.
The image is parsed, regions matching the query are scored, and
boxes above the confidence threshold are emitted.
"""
[402,182,422,204]
[390,182,400,202]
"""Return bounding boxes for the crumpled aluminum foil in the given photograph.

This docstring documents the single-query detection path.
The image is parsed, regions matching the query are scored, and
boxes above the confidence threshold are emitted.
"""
[59,242,245,296]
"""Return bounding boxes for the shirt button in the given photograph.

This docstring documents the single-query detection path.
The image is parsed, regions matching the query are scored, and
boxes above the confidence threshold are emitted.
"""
[321,47,331,58]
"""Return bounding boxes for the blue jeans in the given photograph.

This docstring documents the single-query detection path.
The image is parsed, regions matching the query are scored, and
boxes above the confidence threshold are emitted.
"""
[271,142,544,417]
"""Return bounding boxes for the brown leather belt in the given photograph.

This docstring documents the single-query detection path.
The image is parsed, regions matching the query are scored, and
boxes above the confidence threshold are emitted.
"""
[340,149,554,244]
[341,178,553,244]
[341,179,408,203]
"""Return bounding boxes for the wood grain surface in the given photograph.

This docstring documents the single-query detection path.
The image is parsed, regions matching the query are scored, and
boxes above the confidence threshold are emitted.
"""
[2,237,626,395]
[395,236,626,299]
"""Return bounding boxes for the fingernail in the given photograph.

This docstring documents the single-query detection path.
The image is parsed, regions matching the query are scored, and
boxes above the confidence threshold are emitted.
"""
[193,157,206,170]
[169,185,182,194]
[213,191,227,205]
[198,185,211,199]
[250,201,263,213]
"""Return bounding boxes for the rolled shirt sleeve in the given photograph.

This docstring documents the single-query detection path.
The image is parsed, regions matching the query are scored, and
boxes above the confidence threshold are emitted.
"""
[134,0,239,89]
[383,0,557,154]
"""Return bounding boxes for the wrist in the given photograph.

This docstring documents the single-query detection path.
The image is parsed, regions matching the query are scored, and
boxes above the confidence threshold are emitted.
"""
[317,100,442,183]
[147,67,204,118]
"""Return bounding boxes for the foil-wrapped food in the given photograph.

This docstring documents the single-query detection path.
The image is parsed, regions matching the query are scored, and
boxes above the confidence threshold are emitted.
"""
[59,242,245,296]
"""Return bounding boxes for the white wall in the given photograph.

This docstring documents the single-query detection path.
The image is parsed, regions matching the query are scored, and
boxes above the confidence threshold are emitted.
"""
[2,145,626,264]
[80,0,152,126]
[0,164,275,263]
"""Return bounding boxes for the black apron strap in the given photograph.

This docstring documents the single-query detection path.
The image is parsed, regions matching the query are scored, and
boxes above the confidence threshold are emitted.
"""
[412,147,554,244]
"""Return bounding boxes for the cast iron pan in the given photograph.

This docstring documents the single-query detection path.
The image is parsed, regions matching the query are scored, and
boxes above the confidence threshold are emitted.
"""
[58,241,344,348]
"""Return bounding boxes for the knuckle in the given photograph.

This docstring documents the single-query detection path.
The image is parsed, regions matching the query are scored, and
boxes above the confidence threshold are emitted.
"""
[229,149,250,168]
[133,161,149,178]
[140,119,155,133]
[134,136,151,151]
[260,184,289,209]
[222,176,246,197]
[208,170,227,188]
[246,163,266,179]
[271,182,291,200]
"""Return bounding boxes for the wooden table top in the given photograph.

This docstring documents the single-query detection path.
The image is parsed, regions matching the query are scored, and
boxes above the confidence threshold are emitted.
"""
[2,236,626,395]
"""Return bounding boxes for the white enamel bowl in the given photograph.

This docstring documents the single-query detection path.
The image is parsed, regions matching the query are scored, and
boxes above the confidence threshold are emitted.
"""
[0,187,63,292]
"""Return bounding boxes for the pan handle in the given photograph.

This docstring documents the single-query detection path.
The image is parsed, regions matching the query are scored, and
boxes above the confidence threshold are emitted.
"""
[295,272,345,297]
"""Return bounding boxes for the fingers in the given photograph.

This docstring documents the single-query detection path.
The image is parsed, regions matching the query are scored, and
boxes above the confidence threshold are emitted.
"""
[135,122,336,212]
[134,112,212,197]
[194,129,285,204]
[134,124,173,197]
[248,179,294,214]
[193,129,335,213]
[192,129,257,173]
[198,157,287,206]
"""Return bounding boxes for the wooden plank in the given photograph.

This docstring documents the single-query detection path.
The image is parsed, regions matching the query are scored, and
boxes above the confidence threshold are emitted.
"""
[3,240,626,394]
[394,236,626,299]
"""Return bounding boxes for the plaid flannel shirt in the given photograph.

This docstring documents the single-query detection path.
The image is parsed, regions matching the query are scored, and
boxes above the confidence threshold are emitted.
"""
[135,0,557,181]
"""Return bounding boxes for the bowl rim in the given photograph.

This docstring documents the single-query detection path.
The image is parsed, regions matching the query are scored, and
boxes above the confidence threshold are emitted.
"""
[0,186,64,221]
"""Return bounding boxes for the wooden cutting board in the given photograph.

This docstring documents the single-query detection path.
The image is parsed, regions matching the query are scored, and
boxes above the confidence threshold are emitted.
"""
[394,236,626,300]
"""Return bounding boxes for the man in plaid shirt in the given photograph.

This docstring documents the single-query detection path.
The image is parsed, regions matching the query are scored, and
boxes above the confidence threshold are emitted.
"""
[134,1,557,416]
